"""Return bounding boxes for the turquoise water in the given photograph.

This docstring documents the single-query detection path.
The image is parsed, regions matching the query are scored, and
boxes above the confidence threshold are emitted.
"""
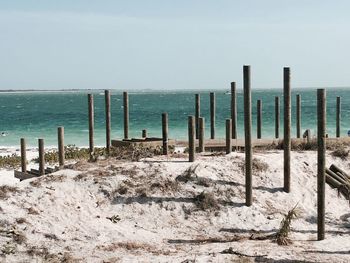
[0,89,349,147]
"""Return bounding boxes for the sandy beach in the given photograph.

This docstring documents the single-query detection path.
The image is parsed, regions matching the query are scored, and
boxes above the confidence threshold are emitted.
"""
[0,148,349,262]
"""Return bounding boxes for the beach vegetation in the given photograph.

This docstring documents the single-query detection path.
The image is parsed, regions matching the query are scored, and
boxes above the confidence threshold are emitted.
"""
[0,185,20,200]
[276,204,299,245]
[194,191,219,211]
[0,154,22,169]
[331,146,349,160]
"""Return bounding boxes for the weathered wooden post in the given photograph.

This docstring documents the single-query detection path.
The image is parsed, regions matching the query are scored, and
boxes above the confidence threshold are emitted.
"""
[296,94,301,138]
[210,92,216,139]
[58,126,65,167]
[142,129,147,138]
[231,82,237,139]
[195,94,200,139]
[317,88,326,241]
[199,117,205,153]
[257,100,262,139]
[88,94,94,159]
[123,91,129,140]
[305,129,311,144]
[38,138,45,176]
[226,119,232,154]
[275,96,280,139]
[162,113,168,155]
[284,67,291,193]
[105,90,111,154]
[336,96,341,138]
[20,138,26,173]
[244,65,252,206]
[188,116,195,162]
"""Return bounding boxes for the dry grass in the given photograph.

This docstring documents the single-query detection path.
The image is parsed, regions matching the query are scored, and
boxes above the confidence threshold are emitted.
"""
[239,158,268,175]
[194,192,219,211]
[29,174,66,187]
[96,241,168,255]
[332,146,349,160]
[0,185,20,200]
[26,246,79,262]
[276,204,299,245]
[0,154,22,169]
[176,164,199,183]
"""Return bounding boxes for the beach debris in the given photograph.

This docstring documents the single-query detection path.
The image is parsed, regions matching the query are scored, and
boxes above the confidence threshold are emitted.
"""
[221,247,267,258]
[326,164,350,200]
[106,215,121,223]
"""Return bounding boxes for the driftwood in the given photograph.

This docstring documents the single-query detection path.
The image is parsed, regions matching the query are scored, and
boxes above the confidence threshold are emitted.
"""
[330,164,350,180]
[326,165,350,199]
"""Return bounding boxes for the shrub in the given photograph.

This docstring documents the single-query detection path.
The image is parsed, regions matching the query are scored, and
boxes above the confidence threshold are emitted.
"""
[0,154,22,169]
[194,192,219,211]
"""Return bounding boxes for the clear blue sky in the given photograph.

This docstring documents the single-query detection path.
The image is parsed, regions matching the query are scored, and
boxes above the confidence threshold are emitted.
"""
[1,1,350,90]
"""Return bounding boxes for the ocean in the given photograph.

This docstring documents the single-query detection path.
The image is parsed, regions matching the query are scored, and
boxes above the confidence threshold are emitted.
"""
[0,88,349,147]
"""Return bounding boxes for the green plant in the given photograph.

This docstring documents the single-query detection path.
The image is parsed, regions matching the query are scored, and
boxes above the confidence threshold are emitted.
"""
[0,154,22,169]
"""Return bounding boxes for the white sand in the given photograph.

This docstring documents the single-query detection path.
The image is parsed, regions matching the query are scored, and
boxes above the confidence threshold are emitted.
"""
[0,150,350,262]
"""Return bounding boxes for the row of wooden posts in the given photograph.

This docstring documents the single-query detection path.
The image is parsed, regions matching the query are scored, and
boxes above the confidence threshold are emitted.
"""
[188,66,327,240]
[18,66,332,240]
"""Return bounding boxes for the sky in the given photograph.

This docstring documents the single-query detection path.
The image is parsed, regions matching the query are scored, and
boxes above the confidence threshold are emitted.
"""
[1,1,350,90]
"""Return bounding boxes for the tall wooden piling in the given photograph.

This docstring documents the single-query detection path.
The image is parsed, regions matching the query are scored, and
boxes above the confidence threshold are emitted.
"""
[257,100,262,139]
[199,117,205,153]
[38,138,45,176]
[283,67,291,193]
[105,90,111,154]
[88,94,94,158]
[275,96,280,139]
[195,94,200,139]
[231,82,237,139]
[20,138,26,173]
[142,129,147,138]
[123,91,129,140]
[210,92,216,139]
[162,113,168,155]
[244,65,252,206]
[296,94,301,138]
[317,88,326,241]
[336,96,341,138]
[188,116,195,162]
[58,127,65,167]
[226,119,232,154]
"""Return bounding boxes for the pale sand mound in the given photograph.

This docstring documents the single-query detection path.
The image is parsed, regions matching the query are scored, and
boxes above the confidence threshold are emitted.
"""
[0,151,350,262]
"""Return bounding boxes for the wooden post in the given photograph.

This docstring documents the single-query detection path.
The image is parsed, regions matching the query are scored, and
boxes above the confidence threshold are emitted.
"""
[306,129,311,144]
[257,100,262,139]
[38,138,45,176]
[199,117,205,153]
[20,138,26,173]
[226,119,232,154]
[162,113,168,155]
[210,92,215,139]
[195,94,200,139]
[188,116,195,162]
[142,129,147,138]
[296,94,301,138]
[275,96,280,139]
[231,82,237,139]
[336,96,341,138]
[105,90,111,154]
[58,127,65,167]
[317,88,326,241]
[123,91,129,140]
[283,67,291,193]
[88,94,94,158]
[244,65,252,206]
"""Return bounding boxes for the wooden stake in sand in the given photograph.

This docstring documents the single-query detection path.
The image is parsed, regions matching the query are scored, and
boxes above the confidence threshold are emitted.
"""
[38,138,45,176]
[199,117,205,153]
[244,65,252,206]
[317,88,326,241]
[188,116,195,162]
[123,91,129,140]
[257,99,262,139]
[296,94,301,138]
[142,129,147,138]
[88,94,94,158]
[226,119,232,154]
[231,82,237,139]
[336,96,341,138]
[105,90,111,154]
[195,94,200,139]
[58,126,65,167]
[283,67,291,193]
[20,138,26,173]
[162,113,168,155]
[210,92,216,139]
[275,96,280,139]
